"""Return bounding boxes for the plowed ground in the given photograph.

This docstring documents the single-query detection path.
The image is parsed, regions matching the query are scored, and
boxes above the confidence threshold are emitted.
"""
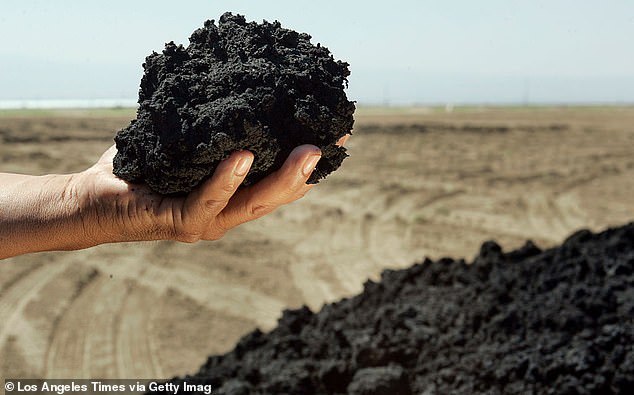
[1,106,632,384]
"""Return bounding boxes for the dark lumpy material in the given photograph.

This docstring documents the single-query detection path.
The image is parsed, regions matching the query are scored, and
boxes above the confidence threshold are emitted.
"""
[113,12,355,195]
[148,223,634,394]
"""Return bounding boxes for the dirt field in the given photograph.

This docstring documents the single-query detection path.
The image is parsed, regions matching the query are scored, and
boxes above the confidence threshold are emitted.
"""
[1,106,633,383]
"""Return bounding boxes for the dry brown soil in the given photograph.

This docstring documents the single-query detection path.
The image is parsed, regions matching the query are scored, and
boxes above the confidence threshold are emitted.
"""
[0,106,632,383]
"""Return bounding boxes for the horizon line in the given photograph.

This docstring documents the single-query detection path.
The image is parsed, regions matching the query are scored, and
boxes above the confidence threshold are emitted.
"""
[1,98,633,111]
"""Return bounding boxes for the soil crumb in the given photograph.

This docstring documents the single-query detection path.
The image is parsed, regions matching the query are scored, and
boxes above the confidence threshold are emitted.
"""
[114,12,354,194]
[150,223,634,394]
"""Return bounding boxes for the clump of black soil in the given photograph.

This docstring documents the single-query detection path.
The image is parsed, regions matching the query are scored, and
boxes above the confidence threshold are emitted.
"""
[113,12,354,194]
[150,223,634,394]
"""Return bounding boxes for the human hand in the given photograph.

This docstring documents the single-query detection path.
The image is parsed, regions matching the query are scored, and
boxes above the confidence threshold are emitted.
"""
[0,135,349,259]
[70,135,349,246]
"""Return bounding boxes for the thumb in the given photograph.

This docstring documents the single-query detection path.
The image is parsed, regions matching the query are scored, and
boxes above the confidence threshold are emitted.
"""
[183,150,254,222]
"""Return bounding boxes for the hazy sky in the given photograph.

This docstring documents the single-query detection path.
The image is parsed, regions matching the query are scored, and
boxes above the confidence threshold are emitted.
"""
[2,0,633,104]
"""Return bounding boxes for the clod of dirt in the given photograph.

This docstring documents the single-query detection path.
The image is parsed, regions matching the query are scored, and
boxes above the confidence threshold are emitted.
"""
[113,12,355,195]
[149,223,634,394]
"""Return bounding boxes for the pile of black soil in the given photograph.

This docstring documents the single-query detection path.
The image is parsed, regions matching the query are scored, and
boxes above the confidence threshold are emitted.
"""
[114,13,354,194]
[150,223,634,394]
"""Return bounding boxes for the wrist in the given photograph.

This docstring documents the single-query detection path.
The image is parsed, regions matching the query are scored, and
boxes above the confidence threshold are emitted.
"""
[41,172,102,251]
[68,166,167,246]
[65,169,123,248]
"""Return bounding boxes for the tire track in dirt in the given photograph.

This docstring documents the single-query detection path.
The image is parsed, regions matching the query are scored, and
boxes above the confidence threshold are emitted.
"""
[549,173,610,235]
[9,319,43,370]
[249,181,378,308]
[358,185,410,265]
[136,264,286,330]
[45,261,165,379]
[114,278,164,378]
[554,193,588,230]
[44,275,147,378]
[37,266,100,378]
[0,261,42,299]
[523,191,588,242]
[554,174,600,196]
[287,204,351,308]
[289,184,468,305]
[44,274,122,378]
[286,185,376,297]
[41,242,289,380]
[0,262,69,381]
[360,186,466,265]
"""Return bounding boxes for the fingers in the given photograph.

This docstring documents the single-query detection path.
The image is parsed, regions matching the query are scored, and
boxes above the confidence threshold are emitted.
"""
[336,133,351,147]
[216,144,321,230]
[170,136,346,241]
[184,150,254,224]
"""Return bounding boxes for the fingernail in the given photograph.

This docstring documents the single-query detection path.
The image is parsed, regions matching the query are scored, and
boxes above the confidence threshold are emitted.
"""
[302,155,321,177]
[234,154,252,177]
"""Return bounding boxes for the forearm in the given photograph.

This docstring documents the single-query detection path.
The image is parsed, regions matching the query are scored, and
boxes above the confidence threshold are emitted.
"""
[0,172,94,259]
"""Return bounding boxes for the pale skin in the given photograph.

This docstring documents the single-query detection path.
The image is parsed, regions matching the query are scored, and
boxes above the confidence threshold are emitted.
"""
[0,135,349,260]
